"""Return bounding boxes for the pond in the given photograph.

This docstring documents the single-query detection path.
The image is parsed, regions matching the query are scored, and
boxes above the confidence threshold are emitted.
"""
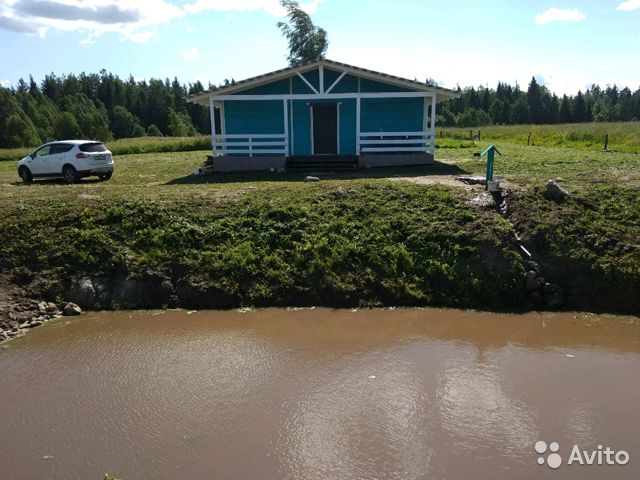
[0,308,639,479]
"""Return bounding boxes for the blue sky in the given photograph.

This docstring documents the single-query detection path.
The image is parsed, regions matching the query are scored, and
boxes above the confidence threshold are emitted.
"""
[0,0,638,95]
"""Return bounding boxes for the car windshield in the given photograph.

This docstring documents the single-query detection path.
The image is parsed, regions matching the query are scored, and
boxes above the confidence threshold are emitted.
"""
[79,142,107,153]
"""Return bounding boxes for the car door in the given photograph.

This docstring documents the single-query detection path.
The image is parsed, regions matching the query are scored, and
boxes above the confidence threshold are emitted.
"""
[28,145,51,175]
[47,143,73,174]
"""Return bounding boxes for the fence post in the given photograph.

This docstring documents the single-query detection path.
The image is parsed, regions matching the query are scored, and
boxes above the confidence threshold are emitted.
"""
[527,132,532,146]
[478,130,481,141]
[604,134,609,151]
[469,130,473,141]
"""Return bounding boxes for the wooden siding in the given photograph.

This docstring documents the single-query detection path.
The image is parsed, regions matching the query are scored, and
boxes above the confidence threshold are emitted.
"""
[237,79,290,95]
[291,100,311,154]
[225,100,284,135]
[361,97,424,133]
[339,99,357,154]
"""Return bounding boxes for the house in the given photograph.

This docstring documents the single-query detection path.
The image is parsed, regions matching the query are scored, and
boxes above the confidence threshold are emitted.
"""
[188,59,458,172]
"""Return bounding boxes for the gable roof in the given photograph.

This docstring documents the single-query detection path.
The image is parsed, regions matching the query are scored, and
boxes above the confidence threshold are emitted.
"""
[188,58,458,104]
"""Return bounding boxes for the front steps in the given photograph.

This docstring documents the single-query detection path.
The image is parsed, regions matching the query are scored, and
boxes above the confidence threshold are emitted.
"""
[286,155,358,172]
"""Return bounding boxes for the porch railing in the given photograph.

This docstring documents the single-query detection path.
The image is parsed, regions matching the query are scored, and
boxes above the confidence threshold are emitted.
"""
[213,134,287,157]
[359,132,433,154]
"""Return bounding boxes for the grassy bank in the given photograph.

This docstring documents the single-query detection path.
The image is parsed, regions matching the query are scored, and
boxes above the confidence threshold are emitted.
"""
[0,155,524,309]
[0,139,638,312]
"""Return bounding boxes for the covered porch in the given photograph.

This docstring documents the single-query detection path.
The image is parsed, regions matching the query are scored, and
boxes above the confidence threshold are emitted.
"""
[188,59,457,172]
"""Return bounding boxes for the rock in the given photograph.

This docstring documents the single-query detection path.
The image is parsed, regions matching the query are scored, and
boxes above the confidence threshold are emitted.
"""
[304,176,320,182]
[29,320,43,327]
[62,302,82,316]
[333,186,347,198]
[176,277,237,309]
[529,291,544,306]
[46,302,58,312]
[542,283,563,296]
[543,180,570,202]
[470,193,495,208]
[526,261,541,275]
[110,273,175,309]
[543,283,564,309]
[37,301,47,313]
[26,276,63,302]
[456,176,486,186]
[66,277,96,309]
[525,271,542,292]
[545,293,565,309]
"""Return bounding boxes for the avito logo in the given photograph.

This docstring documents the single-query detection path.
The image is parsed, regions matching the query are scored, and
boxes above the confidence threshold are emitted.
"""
[535,441,630,469]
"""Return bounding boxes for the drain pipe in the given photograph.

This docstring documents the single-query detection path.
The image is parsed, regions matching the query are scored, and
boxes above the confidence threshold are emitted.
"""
[490,188,564,309]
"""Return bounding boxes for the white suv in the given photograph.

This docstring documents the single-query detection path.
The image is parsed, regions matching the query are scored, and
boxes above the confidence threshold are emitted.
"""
[18,140,114,184]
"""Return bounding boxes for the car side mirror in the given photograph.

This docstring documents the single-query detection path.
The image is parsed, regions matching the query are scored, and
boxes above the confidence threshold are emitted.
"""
[30,153,35,159]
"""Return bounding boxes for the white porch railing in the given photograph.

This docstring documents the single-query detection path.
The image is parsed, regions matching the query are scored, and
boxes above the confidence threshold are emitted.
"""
[213,134,287,157]
[359,132,433,154]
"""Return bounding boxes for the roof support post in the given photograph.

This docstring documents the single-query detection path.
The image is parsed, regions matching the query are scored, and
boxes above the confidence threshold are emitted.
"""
[356,97,361,155]
[209,95,218,156]
[319,65,325,94]
[283,99,289,157]
[430,93,437,155]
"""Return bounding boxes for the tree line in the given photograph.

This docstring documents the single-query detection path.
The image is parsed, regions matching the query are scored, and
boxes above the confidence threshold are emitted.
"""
[0,71,215,148]
[438,77,640,127]
[1,71,639,149]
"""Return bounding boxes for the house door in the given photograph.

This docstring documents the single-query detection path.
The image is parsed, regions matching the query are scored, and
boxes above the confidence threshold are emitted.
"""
[312,103,338,155]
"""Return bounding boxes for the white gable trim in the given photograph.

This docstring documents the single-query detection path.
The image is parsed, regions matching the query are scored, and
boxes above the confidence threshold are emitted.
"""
[296,72,319,94]
[189,59,458,105]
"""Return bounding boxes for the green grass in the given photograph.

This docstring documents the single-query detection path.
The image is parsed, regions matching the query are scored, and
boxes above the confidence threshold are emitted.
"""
[0,153,524,309]
[441,122,640,153]
[0,135,211,162]
[0,128,638,312]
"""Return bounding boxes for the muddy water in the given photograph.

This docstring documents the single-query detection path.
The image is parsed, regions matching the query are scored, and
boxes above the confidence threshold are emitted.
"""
[0,309,639,480]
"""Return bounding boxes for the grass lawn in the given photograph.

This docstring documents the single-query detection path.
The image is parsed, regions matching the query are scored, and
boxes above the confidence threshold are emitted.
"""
[441,122,640,154]
[0,136,638,312]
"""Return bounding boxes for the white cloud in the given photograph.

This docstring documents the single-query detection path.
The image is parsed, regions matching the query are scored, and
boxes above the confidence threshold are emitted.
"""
[0,0,325,43]
[122,29,157,43]
[184,0,323,17]
[617,0,640,11]
[1,79,10,87]
[181,47,198,59]
[535,7,586,25]
[0,0,183,43]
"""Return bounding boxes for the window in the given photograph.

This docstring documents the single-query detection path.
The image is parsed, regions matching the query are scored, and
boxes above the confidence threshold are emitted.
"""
[79,142,107,153]
[49,144,74,155]
[33,145,51,157]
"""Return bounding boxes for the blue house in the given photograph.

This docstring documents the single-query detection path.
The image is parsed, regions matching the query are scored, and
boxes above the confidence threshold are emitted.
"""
[189,59,457,171]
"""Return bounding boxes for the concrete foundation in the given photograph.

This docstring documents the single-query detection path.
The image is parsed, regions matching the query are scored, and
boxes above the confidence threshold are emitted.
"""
[359,153,434,168]
[213,156,286,172]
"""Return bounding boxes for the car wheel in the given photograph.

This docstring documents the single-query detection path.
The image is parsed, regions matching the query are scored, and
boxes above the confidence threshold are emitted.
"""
[18,166,33,184]
[98,172,112,181]
[62,165,78,184]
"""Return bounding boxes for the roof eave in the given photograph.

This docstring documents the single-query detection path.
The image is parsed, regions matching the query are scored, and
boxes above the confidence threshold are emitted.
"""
[188,58,459,104]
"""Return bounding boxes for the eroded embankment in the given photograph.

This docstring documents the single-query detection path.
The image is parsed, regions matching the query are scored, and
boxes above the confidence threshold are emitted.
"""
[0,183,524,312]
[0,180,638,327]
